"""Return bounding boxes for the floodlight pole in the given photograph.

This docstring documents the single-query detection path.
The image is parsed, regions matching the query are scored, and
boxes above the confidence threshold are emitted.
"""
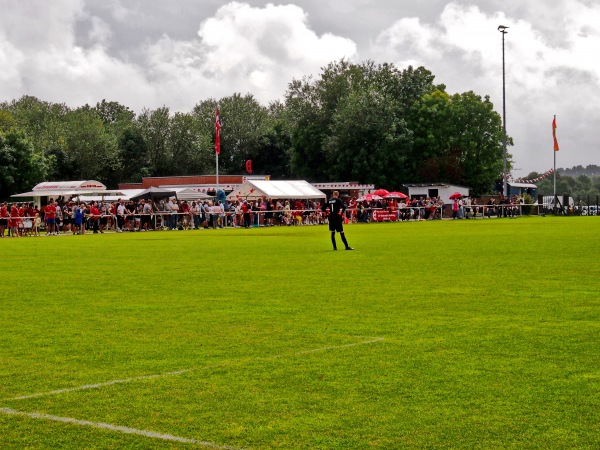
[498,25,509,198]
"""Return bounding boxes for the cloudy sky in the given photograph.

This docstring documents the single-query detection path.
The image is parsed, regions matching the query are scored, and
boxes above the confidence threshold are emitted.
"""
[1,0,599,176]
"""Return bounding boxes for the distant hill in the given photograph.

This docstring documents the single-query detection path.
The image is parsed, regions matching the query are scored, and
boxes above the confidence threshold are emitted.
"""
[558,165,600,177]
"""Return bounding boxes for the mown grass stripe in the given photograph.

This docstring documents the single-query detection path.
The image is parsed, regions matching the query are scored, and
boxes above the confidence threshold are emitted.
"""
[6,336,384,402]
[0,408,241,449]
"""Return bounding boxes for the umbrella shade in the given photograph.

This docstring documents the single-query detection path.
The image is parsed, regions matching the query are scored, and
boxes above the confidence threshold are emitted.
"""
[129,187,178,201]
[372,189,390,197]
[357,194,383,202]
[384,191,408,200]
[449,192,463,199]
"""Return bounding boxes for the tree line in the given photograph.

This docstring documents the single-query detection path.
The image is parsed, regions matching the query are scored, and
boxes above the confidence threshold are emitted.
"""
[0,60,510,199]
[531,169,600,200]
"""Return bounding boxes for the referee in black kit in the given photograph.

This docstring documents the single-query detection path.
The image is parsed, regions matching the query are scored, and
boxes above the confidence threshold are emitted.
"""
[322,191,354,251]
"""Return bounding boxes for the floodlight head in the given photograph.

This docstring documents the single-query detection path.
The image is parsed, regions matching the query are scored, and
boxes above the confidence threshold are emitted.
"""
[498,25,509,32]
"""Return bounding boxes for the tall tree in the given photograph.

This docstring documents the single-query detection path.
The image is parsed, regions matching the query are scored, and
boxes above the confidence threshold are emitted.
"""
[248,101,292,178]
[285,61,432,184]
[169,111,213,175]
[193,94,271,175]
[63,106,119,183]
[0,130,48,198]
[117,127,149,183]
[1,96,70,181]
[136,107,172,176]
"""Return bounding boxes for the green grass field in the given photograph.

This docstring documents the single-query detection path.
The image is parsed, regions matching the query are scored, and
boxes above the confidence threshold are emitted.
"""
[1,217,599,449]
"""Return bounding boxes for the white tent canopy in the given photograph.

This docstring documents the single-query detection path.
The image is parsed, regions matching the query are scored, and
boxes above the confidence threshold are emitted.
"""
[172,188,213,201]
[227,180,326,201]
[11,180,109,200]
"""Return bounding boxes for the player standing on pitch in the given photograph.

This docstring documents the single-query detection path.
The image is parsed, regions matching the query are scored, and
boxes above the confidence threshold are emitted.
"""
[322,191,354,251]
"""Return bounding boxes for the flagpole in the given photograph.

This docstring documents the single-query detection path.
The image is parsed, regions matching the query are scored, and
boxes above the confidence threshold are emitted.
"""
[215,106,221,195]
[553,115,557,210]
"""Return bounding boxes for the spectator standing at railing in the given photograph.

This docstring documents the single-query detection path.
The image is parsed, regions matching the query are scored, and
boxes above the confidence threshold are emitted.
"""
[452,199,459,219]
[72,203,84,235]
[180,200,191,229]
[264,198,273,226]
[89,201,101,233]
[55,201,63,233]
[142,199,153,231]
[16,203,25,236]
[215,200,223,228]
[170,198,180,230]
[26,203,36,235]
[241,201,251,228]
[0,201,8,237]
[208,201,216,228]
[116,200,126,232]
[62,203,72,234]
[99,201,109,232]
[44,201,56,235]
[464,196,472,219]
[62,201,73,234]
[322,191,353,251]
[124,200,135,231]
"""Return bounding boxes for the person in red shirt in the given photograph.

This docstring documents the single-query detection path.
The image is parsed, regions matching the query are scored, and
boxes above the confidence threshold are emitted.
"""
[90,201,101,234]
[180,200,191,229]
[0,201,8,237]
[241,201,251,228]
[44,200,57,235]
[18,203,26,237]
[10,203,20,238]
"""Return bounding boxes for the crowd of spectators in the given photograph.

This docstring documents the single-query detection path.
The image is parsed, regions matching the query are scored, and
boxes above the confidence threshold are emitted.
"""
[0,197,330,237]
[0,193,527,238]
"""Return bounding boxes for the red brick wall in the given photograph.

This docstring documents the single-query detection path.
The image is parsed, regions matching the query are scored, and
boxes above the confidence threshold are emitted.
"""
[118,175,245,189]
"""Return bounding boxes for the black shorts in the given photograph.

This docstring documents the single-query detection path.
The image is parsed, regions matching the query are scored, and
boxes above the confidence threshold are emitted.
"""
[0,218,7,226]
[328,216,344,233]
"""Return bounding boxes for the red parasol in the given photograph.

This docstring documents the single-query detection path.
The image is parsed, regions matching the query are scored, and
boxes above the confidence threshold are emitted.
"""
[372,189,390,197]
[449,192,463,199]
[384,191,408,200]
[357,194,383,202]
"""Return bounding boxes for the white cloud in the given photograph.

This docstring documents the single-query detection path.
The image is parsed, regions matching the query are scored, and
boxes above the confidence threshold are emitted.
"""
[371,1,600,173]
[1,1,357,111]
[0,0,598,173]
[143,2,357,106]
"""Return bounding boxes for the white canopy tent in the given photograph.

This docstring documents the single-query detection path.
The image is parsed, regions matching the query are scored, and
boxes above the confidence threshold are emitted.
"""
[11,180,108,199]
[11,180,114,204]
[172,188,213,201]
[227,180,326,201]
[10,180,150,204]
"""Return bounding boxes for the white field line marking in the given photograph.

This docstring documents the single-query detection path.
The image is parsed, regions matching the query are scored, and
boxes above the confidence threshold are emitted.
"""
[6,336,384,402]
[8,368,195,401]
[0,408,241,450]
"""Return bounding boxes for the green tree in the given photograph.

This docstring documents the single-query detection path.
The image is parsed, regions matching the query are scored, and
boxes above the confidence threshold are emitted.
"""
[325,87,412,188]
[286,61,437,184]
[1,96,70,181]
[63,106,120,183]
[407,89,508,195]
[218,94,271,174]
[117,127,149,183]
[137,107,172,176]
[0,130,48,198]
[449,92,507,195]
[193,94,272,175]
[169,111,213,175]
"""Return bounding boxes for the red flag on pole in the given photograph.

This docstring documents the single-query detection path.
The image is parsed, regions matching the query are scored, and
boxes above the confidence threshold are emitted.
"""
[552,116,559,151]
[215,107,221,155]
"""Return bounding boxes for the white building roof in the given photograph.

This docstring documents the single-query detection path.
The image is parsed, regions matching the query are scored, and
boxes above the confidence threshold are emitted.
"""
[227,180,326,200]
